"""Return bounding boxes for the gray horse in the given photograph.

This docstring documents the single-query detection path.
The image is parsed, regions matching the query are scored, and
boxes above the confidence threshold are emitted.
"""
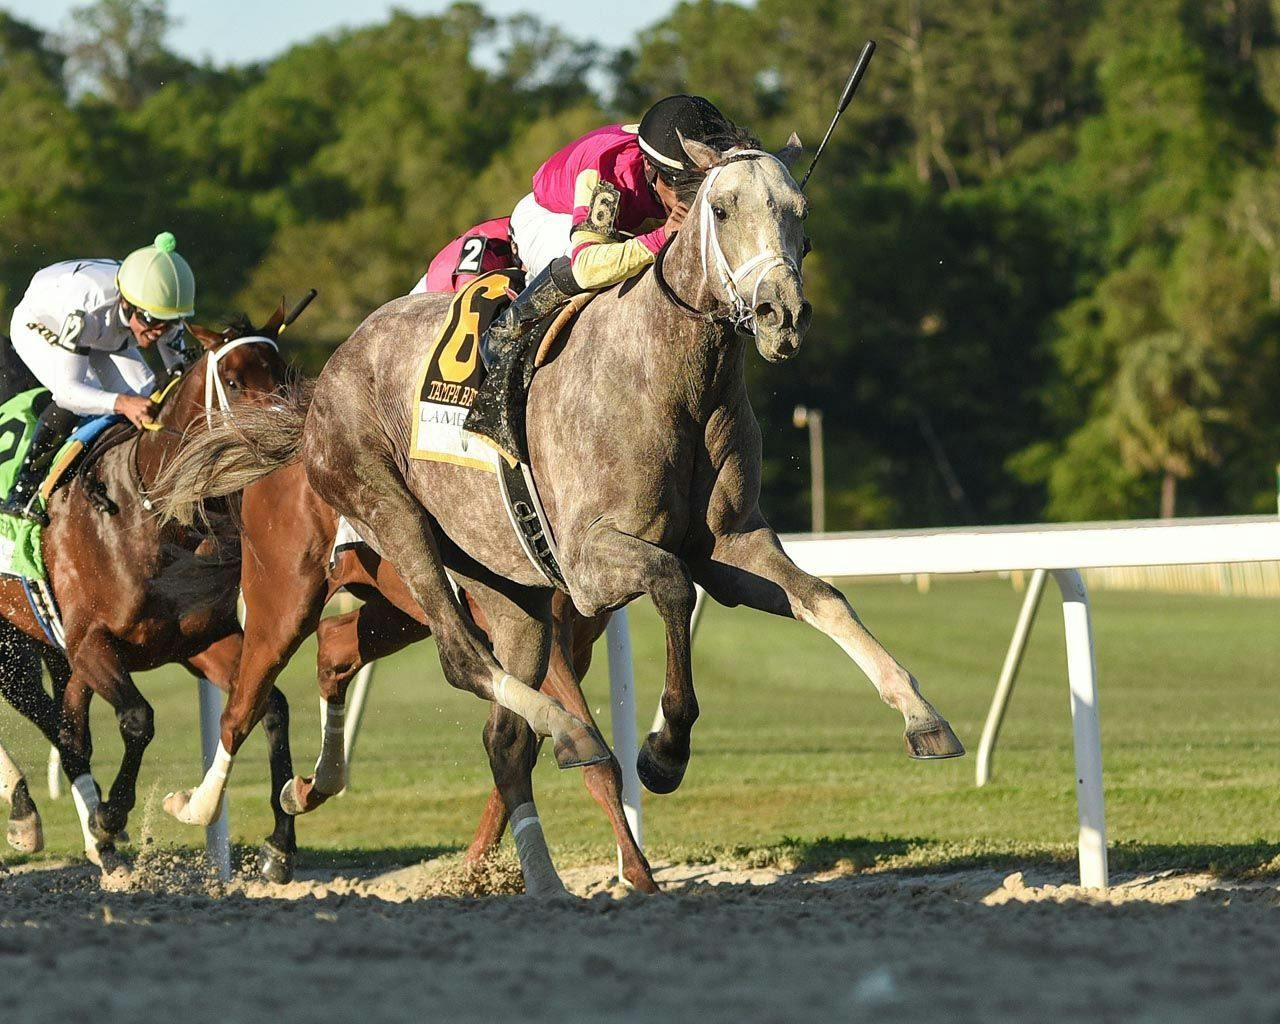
[159,135,963,892]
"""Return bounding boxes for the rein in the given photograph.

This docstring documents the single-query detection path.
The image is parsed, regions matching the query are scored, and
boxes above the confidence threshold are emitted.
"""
[654,150,801,334]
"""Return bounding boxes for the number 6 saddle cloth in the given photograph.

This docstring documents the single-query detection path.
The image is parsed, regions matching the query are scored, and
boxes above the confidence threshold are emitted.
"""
[410,270,521,471]
[407,269,595,589]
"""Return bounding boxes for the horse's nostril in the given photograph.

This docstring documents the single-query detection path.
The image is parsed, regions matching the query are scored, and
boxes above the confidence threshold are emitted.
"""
[754,301,780,326]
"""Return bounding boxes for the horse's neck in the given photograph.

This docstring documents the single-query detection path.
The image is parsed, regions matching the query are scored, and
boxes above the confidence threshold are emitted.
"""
[134,361,208,484]
[618,225,745,421]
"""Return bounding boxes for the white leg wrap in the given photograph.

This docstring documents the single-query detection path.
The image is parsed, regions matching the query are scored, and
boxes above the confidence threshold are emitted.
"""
[509,801,565,896]
[313,701,347,794]
[0,742,23,805]
[167,743,233,825]
[492,674,558,738]
[70,773,104,862]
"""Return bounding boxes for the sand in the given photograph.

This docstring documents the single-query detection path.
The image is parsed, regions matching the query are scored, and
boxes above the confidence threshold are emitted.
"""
[1,852,1278,1023]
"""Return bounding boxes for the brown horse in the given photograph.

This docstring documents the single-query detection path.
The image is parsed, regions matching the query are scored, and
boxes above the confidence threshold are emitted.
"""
[150,136,963,892]
[154,454,654,891]
[0,313,295,876]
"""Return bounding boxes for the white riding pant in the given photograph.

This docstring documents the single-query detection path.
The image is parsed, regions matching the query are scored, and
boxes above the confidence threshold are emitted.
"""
[510,192,574,280]
[9,327,156,418]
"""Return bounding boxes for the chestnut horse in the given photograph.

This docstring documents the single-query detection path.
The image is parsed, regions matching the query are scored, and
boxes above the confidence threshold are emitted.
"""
[0,313,295,876]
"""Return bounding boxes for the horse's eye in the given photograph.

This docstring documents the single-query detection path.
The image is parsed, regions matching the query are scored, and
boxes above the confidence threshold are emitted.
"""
[225,378,240,391]
[712,204,728,221]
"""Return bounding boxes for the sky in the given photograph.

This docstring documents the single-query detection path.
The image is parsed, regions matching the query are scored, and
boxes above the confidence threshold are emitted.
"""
[1,0,683,65]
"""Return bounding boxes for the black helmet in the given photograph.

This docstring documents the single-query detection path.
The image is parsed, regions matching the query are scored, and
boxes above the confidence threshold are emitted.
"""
[637,95,733,171]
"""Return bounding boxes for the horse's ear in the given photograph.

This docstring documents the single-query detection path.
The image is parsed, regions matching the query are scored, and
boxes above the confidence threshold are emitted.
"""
[677,129,720,172]
[187,323,221,350]
[261,297,287,338]
[777,132,804,171]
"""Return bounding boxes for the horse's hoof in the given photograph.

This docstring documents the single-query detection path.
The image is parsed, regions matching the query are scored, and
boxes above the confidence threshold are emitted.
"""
[257,840,295,884]
[163,789,221,826]
[279,776,333,817]
[622,862,661,894]
[93,840,128,875]
[904,721,965,760]
[524,878,572,900]
[6,812,44,854]
[552,722,611,770]
[97,846,132,889]
[89,804,127,844]
[636,733,688,794]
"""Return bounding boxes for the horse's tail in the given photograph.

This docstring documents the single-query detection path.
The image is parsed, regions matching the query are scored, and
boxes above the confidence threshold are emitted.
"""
[151,375,315,527]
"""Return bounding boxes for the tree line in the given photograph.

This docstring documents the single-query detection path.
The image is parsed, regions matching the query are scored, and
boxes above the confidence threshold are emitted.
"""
[2,0,1278,528]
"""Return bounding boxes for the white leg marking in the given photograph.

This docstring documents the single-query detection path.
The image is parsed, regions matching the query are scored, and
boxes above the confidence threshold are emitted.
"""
[70,773,105,865]
[491,673,561,738]
[509,801,565,897]
[313,701,347,794]
[0,742,22,805]
[163,742,234,826]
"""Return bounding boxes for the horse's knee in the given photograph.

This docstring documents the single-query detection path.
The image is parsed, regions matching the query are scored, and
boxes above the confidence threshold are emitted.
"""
[435,625,498,695]
[117,703,154,747]
[650,566,695,622]
[793,578,846,627]
[315,620,358,693]
[496,625,550,687]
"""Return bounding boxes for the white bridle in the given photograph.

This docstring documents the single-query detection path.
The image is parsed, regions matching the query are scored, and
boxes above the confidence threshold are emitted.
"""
[697,150,801,333]
[204,335,279,426]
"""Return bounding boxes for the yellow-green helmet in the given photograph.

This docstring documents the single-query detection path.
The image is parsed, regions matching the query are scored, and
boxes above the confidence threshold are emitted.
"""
[116,231,195,319]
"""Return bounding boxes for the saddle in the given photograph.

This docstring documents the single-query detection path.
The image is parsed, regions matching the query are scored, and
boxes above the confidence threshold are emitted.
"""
[0,390,124,547]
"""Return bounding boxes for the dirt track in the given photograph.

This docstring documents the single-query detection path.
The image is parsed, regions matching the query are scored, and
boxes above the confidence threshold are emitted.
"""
[2,854,1278,1022]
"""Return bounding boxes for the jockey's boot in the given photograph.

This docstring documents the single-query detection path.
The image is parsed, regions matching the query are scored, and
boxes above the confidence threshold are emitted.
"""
[466,258,581,465]
[0,403,78,527]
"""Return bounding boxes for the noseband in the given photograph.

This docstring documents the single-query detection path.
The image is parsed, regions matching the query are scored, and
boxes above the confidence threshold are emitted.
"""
[655,150,801,334]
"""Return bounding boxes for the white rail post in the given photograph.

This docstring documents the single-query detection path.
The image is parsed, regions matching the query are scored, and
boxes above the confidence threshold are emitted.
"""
[976,568,1048,786]
[606,610,642,880]
[1051,569,1108,889]
[198,678,232,881]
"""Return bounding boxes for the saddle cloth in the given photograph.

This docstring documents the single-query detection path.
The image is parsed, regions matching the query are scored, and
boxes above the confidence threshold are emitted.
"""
[406,271,587,588]
[409,270,520,472]
[0,388,116,647]
[0,387,118,582]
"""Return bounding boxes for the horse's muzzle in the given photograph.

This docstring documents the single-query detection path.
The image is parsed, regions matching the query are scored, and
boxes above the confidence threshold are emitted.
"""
[753,277,811,363]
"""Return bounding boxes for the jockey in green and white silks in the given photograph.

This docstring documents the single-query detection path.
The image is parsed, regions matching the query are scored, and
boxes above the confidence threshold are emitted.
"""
[1,232,196,524]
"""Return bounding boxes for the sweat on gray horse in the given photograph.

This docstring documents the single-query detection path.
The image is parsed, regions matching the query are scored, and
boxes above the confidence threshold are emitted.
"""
[154,133,963,888]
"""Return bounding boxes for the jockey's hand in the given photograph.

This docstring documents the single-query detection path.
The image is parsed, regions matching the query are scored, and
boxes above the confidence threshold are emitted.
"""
[115,394,158,429]
[665,201,691,235]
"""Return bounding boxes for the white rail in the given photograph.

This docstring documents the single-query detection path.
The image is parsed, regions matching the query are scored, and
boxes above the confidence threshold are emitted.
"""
[617,515,1280,890]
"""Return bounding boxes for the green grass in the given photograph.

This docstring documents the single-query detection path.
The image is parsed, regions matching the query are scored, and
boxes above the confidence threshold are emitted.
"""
[4,577,1279,876]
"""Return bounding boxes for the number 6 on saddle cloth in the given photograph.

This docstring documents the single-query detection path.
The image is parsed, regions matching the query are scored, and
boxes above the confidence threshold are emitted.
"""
[408,269,593,589]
